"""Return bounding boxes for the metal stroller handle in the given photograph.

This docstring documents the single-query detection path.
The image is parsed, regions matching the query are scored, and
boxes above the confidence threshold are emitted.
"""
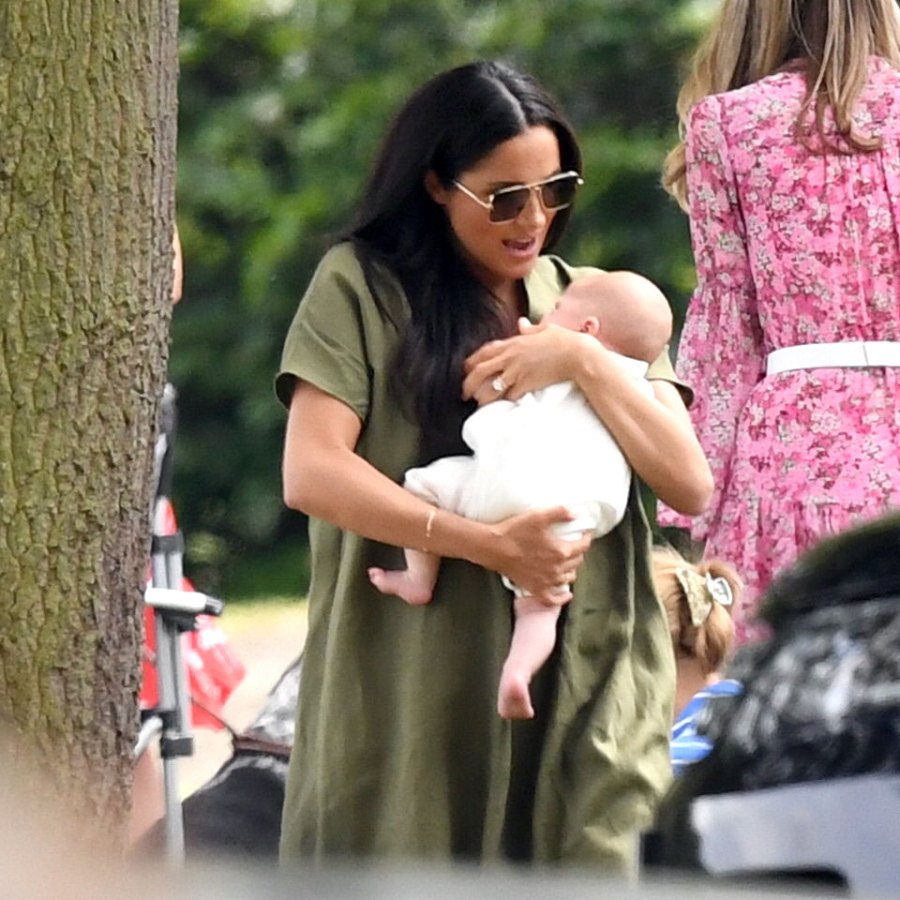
[145,587,225,617]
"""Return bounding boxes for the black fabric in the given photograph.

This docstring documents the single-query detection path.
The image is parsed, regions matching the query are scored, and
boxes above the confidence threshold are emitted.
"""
[134,656,301,861]
[648,514,900,870]
[135,753,288,859]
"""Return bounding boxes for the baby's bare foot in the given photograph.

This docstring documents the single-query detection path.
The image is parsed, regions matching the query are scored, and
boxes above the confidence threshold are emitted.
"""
[497,670,535,720]
[367,567,432,606]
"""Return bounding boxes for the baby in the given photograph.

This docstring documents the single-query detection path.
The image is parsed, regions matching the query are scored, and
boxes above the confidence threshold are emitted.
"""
[369,270,674,719]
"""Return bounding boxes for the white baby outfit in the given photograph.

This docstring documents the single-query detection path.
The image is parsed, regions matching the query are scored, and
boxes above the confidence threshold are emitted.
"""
[405,354,650,559]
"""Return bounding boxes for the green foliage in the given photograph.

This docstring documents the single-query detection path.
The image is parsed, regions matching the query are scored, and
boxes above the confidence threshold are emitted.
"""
[171,0,707,597]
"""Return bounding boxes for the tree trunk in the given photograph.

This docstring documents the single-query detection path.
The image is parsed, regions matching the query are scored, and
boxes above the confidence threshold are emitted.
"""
[0,0,179,850]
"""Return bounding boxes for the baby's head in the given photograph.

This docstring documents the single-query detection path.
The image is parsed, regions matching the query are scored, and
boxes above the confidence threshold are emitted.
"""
[542,270,673,363]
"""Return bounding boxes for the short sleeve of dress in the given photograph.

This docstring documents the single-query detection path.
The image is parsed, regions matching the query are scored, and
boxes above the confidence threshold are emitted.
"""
[657,94,764,538]
[533,257,694,406]
[647,346,694,408]
[275,244,373,420]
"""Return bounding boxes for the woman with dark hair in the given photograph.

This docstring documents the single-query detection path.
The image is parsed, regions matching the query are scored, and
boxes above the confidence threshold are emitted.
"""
[276,60,711,870]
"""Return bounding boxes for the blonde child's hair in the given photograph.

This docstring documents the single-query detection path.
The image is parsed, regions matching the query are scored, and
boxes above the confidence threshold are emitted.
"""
[651,545,742,675]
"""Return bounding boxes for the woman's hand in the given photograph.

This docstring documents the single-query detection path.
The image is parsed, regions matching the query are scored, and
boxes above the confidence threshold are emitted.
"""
[463,316,713,516]
[284,382,593,592]
[480,506,592,606]
[463,318,592,406]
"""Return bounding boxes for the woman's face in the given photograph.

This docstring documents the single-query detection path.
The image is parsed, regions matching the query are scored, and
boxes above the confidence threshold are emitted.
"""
[428,125,564,299]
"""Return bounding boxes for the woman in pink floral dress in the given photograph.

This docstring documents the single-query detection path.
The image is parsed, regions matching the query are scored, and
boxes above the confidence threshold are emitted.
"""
[659,0,900,643]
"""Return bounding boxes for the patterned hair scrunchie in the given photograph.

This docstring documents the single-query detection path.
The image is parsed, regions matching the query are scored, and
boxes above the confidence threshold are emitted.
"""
[675,567,734,626]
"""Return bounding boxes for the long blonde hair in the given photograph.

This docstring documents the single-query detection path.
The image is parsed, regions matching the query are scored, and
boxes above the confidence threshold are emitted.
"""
[651,545,742,676]
[662,0,900,209]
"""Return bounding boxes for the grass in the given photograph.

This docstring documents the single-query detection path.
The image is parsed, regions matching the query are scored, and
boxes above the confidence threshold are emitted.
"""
[217,594,308,636]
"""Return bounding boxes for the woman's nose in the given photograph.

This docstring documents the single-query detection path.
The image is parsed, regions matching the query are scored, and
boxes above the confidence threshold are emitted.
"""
[518,187,547,226]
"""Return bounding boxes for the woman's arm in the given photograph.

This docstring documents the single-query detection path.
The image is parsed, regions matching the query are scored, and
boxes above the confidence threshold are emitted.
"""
[283,380,592,602]
[656,95,763,538]
[462,323,713,515]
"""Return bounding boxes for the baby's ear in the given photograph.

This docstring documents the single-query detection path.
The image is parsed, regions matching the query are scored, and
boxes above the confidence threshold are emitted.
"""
[581,315,601,337]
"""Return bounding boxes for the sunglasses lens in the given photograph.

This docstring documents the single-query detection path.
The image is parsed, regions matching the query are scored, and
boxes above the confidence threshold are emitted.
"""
[541,175,580,210]
[488,175,582,222]
[490,187,531,223]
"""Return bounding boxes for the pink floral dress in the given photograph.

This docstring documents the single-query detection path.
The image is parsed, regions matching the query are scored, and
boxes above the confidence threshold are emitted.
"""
[659,57,900,644]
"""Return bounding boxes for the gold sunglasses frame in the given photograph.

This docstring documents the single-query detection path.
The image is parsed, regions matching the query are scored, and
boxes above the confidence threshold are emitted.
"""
[452,171,584,223]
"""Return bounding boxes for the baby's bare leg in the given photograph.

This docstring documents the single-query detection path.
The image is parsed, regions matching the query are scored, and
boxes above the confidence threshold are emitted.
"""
[368,548,439,606]
[498,596,561,720]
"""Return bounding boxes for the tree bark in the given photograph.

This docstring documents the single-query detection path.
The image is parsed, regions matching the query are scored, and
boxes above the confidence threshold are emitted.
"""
[0,0,179,849]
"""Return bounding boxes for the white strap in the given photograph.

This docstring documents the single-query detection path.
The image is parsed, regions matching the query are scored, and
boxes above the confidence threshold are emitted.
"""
[766,341,900,376]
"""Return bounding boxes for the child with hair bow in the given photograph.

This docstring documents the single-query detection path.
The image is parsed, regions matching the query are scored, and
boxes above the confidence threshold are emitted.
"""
[651,546,743,775]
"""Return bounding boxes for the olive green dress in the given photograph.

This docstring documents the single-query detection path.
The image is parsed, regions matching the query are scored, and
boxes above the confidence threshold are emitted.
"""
[276,242,677,871]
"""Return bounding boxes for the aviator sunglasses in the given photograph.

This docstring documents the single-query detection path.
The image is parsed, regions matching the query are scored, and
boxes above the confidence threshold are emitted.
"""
[452,171,584,223]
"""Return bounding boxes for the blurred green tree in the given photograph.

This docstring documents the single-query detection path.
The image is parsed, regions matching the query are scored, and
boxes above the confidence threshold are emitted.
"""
[172,0,710,597]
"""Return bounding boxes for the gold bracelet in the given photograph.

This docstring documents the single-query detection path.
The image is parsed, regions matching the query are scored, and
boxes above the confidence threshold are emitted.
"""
[423,507,437,551]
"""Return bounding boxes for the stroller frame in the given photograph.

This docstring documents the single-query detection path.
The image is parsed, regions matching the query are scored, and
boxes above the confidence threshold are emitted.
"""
[135,383,225,863]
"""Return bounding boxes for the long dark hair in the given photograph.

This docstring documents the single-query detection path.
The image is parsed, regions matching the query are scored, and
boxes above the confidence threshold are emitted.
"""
[344,60,581,460]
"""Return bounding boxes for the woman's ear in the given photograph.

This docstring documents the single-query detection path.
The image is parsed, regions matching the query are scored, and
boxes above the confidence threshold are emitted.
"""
[424,170,451,206]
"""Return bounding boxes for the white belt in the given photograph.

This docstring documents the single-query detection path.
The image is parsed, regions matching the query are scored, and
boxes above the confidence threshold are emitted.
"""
[766,341,900,376]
